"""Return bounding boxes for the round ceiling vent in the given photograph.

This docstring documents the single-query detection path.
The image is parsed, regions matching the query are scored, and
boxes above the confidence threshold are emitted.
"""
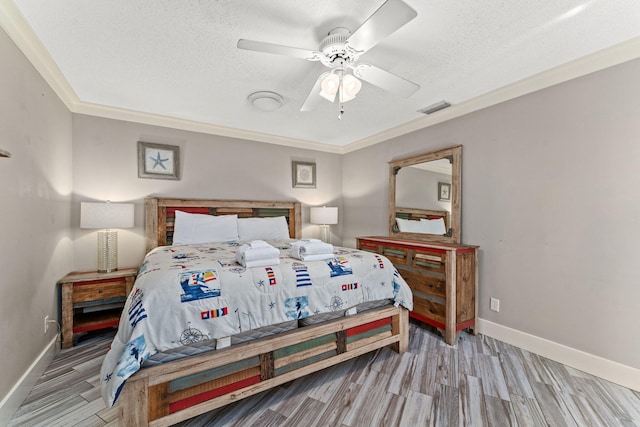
[248,91,284,112]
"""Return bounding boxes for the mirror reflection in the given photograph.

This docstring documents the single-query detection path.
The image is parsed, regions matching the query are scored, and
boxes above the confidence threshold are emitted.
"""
[389,145,461,244]
[395,159,452,235]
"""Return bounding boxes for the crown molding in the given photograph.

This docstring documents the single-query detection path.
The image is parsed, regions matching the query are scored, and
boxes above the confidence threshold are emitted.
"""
[3,0,639,156]
[342,35,640,154]
[74,102,345,154]
[0,0,80,110]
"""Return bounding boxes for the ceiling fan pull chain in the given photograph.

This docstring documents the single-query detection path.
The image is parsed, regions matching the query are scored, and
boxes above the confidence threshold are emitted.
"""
[338,71,344,120]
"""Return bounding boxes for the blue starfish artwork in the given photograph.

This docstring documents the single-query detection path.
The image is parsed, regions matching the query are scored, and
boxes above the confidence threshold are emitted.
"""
[149,151,169,170]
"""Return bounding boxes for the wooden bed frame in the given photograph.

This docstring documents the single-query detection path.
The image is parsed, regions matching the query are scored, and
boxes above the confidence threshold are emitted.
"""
[118,197,409,426]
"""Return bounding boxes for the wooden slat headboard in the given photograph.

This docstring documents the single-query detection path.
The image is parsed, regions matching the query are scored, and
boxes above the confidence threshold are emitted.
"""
[395,207,450,231]
[145,197,302,252]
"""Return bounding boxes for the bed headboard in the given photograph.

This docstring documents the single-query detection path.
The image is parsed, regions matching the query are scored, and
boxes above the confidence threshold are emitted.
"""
[145,197,302,252]
[395,207,450,231]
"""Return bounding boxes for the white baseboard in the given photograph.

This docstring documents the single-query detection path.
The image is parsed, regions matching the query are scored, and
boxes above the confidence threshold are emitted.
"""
[477,318,640,392]
[0,336,59,426]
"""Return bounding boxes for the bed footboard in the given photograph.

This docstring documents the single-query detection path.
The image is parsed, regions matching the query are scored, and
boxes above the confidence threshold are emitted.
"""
[118,305,408,427]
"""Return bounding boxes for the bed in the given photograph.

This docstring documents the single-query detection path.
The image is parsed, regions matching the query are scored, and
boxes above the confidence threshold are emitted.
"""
[102,197,412,426]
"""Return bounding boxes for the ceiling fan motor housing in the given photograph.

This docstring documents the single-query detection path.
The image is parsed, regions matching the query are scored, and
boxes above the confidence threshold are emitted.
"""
[320,27,358,67]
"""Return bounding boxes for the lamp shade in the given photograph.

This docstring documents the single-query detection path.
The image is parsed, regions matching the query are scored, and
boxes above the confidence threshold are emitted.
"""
[310,206,338,225]
[81,202,134,229]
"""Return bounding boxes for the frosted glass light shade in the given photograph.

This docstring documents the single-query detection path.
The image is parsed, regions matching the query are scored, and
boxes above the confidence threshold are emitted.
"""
[81,202,134,272]
[319,73,339,102]
[340,74,361,102]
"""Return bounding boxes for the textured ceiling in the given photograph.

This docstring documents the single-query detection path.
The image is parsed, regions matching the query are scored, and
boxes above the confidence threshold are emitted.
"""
[3,0,640,151]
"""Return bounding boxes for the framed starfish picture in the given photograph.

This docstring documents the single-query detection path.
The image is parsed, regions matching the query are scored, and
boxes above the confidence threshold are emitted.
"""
[137,141,180,180]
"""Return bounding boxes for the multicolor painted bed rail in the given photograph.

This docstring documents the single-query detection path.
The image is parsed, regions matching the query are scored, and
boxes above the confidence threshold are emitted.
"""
[118,305,408,427]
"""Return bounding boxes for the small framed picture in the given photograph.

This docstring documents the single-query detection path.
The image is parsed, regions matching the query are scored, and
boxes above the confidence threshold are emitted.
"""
[438,182,451,201]
[292,161,316,188]
[138,141,180,180]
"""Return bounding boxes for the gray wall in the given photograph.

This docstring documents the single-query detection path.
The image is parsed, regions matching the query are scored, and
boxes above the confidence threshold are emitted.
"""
[343,57,640,370]
[71,115,344,271]
[0,29,73,402]
[396,167,451,211]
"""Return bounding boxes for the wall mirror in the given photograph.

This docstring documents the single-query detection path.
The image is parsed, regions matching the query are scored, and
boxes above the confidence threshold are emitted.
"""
[389,145,462,244]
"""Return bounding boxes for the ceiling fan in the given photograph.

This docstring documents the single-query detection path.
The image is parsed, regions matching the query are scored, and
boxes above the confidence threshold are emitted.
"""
[237,0,420,115]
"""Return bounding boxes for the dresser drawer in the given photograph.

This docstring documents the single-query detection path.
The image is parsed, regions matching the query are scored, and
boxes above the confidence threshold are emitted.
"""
[381,246,409,265]
[413,296,446,326]
[412,250,445,274]
[357,239,379,253]
[72,280,127,303]
[401,270,446,299]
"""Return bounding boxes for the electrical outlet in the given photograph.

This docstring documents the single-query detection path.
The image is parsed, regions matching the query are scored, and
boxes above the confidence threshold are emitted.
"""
[490,297,500,312]
[44,315,50,334]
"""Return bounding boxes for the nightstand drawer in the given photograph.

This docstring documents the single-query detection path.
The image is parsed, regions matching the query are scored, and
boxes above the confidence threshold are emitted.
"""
[72,279,128,303]
[402,270,446,299]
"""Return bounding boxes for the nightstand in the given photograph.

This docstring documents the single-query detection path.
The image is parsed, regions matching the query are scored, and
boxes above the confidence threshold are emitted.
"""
[58,268,137,348]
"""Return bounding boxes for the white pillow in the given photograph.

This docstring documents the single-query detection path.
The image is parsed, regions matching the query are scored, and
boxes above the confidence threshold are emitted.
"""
[395,218,424,233]
[420,218,447,234]
[238,216,290,241]
[172,210,239,245]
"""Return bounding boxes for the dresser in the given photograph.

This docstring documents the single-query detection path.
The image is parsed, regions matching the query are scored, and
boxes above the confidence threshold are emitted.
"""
[357,236,478,345]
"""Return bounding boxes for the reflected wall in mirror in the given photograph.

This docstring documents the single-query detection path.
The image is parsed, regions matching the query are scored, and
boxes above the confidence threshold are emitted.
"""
[389,145,461,243]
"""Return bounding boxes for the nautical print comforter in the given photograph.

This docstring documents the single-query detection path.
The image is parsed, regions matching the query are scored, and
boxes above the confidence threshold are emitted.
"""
[100,240,413,406]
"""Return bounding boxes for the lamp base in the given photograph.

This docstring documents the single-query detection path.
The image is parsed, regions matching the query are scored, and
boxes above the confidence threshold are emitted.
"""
[97,230,118,273]
[319,225,331,244]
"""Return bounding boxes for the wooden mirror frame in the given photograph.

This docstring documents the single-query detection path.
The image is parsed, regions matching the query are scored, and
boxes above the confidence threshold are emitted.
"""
[389,145,462,244]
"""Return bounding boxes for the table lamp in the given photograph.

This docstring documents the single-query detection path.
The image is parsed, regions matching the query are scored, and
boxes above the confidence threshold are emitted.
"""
[80,201,134,272]
[310,206,338,243]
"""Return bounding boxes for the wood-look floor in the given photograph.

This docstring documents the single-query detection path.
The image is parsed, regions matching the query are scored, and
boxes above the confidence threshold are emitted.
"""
[9,323,640,426]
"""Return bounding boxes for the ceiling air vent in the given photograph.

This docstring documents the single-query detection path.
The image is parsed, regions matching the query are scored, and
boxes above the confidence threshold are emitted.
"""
[419,101,451,115]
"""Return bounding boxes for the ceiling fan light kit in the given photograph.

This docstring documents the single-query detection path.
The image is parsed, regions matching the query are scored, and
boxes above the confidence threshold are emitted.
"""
[237,0,420,117]
[319,70,362,103]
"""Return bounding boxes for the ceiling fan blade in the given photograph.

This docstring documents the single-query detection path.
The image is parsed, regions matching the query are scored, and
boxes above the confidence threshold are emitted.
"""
[353,63,420,97]
[346,0,417,54]
[237,39,322,61]
[300,73,329,112]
